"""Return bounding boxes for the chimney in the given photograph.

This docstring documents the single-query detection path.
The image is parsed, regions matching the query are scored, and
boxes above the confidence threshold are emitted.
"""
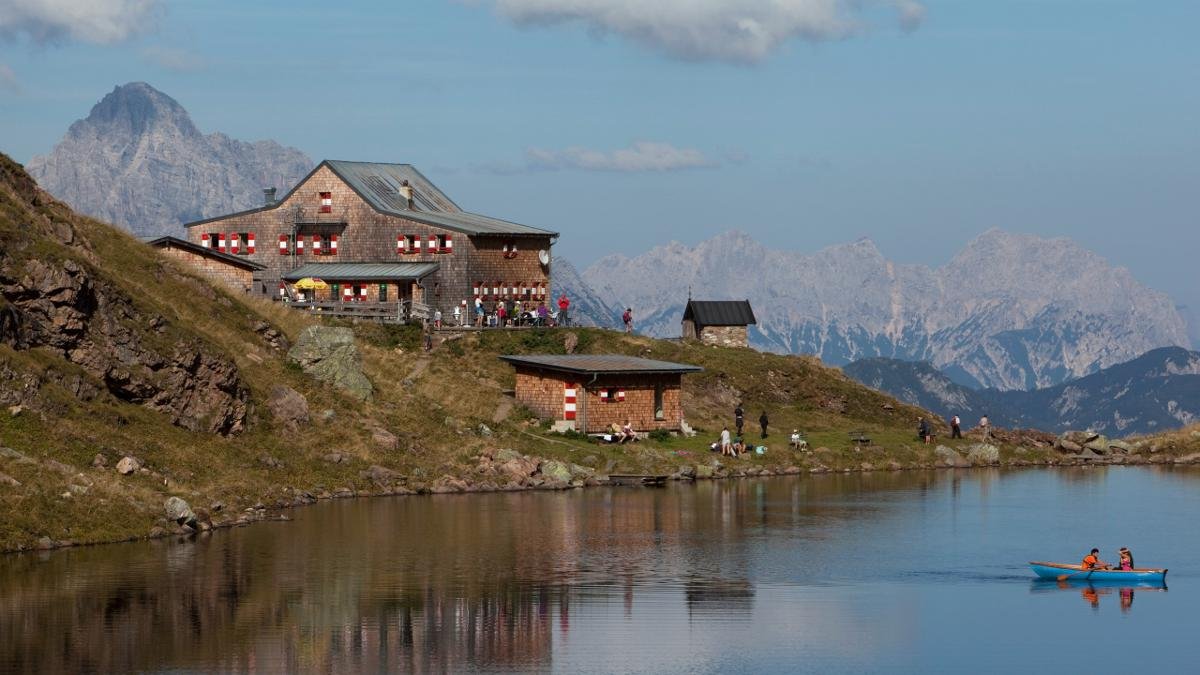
[263,187,277,206]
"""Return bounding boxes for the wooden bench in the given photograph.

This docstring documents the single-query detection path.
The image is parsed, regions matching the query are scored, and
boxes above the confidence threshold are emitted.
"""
[848,430,871,445]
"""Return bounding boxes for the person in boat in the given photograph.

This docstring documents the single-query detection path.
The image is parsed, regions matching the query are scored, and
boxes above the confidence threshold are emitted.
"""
[1082,548,1110,570]
[1118,547,1134,571]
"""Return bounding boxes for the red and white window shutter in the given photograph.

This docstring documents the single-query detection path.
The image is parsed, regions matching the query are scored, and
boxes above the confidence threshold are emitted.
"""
[311,235,322,255]
[229,233,239,255]
[599,390,609,402]
[564,383,578,421]
[246,233,256,254]
[616,390,626,402]
[359,286,368,300]
[201,233,210,248]
[428,234,437,253]
[397,234,405,255]
[342,286,353,300]
[329,234,338,255]
[319,192,332,213]
[217,233,227,253]
[296,237,305,254]
[443,234,453,253]
[279,234,288,255]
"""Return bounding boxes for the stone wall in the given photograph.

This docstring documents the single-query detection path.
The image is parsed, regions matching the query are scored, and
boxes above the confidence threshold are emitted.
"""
[699,325,749,348]
[185,164,553,316]
[513,367,685,433]
[156,246,254,293]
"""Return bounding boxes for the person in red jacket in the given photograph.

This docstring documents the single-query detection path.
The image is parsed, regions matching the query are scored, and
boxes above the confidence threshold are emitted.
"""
[557,293,571,327]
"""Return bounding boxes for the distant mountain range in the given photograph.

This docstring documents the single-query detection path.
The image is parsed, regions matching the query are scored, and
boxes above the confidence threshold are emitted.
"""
[843,347,1200,435]
[578,230,1191,390]
[27,82,311,237]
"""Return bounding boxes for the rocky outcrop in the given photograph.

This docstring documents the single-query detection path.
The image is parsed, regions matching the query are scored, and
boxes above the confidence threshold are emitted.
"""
[286,326,373,400]
[584,230,1190,390]
[0,157,250,435]
[266,385,309,430]
[26,83,311,238]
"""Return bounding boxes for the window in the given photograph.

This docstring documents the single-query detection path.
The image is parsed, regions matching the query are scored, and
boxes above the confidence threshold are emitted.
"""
[329,283,341,301]
[378,284,388,302]
[351,284,367,302]
[204,232,221,250]
[319,192,332,213]
[236,231,255,255]
[654,385,665,420]
[435,234,453,253]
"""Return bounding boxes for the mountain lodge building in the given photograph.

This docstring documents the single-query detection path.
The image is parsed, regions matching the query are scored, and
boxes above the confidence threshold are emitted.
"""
[500,354,702,434]
[681,300,757,348]
[174,160,558,321]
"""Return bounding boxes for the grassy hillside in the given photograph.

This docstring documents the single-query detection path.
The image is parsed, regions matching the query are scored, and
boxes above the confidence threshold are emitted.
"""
[3,152,1194,553]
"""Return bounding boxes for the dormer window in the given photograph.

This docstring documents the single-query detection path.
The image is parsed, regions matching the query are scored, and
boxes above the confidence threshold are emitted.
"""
[319,192,332,213]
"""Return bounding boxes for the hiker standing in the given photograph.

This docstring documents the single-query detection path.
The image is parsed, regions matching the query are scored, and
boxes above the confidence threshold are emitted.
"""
[950,414,962,439]
[474,296,484,327]
[622,307,634,334]
[918,417,932,444]
[979,414,990,440]
[734,404,745,436]
[759,411,769,439]
[557,293,571,327]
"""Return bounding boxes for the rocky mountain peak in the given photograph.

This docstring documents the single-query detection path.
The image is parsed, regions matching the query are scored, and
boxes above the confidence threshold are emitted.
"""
[27,83,312,237]
[78,82,199,139]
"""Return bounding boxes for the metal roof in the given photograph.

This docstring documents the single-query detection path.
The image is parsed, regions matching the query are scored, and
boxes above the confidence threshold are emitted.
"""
[146,236,267,270]
[186,160,558,237]
[499,354,703,376]
[282,262,440,282]
[682,300,757,327]
[325,160,461,213]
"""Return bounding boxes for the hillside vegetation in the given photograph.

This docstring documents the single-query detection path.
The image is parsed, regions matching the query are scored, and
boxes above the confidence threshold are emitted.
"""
[2,153,1198,553]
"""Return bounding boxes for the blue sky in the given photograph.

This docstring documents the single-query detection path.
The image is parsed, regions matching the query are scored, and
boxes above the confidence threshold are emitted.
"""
[1,0,1198,322]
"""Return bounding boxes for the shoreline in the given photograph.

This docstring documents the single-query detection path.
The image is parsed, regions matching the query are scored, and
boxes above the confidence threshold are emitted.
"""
[12,448,1200,555]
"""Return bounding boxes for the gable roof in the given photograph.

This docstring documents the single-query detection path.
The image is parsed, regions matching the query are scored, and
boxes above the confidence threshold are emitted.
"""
[682,300,757,327]
[499,354,702,376]
[184,160,557,237]
[145,236,267,271]
[281,262,440,282]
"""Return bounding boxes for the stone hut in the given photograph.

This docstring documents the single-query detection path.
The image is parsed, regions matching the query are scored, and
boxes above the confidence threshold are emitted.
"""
[176,160,558,318]
[681,300,757,348]
[147,236,266,294]
[500,354,702,433]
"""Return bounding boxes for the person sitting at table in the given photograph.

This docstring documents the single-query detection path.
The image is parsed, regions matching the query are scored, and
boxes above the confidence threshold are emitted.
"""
[619,420,637,444]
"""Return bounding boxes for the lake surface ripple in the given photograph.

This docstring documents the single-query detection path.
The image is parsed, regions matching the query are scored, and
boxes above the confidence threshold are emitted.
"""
[2,467,1198,673]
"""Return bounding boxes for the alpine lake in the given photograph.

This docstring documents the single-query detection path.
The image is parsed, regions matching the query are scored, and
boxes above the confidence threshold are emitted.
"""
[2,466,1198,673]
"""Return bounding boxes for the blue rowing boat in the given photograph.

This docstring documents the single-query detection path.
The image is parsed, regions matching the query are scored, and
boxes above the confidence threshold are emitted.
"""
[1029,561,1167,584]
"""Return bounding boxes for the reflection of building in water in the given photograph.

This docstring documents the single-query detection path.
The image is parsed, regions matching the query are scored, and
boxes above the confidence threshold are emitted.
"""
[685,579,755,618]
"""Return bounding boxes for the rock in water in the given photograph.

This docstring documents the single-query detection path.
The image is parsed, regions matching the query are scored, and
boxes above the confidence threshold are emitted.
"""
[164,496,197,528]
[115,456,141,475]
[286,326,373,400]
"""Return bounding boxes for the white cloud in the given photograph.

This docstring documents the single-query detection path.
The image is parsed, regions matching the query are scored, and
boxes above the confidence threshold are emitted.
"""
[0,0,161,45]
[526,141,717,172]
[0,64,19,92]
[142,45,203,72]
[484,0,926,63]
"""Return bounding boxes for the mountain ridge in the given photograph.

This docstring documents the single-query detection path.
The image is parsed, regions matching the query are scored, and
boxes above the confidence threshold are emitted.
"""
[844,346,1200,435]
[582,229,1190,390]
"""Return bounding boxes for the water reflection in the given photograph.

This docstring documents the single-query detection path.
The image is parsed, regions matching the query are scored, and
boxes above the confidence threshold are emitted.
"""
[0,467,1197,673]
[1029,580,1167,614]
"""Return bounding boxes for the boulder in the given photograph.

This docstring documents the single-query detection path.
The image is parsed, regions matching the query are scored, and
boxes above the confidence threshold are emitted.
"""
[286,326,373,400]
[678,464,697,480]
[1174,452,1200,464]
[431,475,469,493]
[371,428,399,451]
[115,456,141,475]
[1083,435,1111,453]
[569,463,595,479]
[1077,448,1103,460]
[1107,440,1132,454]
[164,496,197,528]
[498,457,539,482]
[258,454,283,469]
[495,449,523,463]
[563,332,579,354]
[91,453,107,468]
[934,445,971,468]
[478,424,493,437]
[322,452,347,464]
[966,444,1000,465]
[695,464,715,479]
[539,460,573,483]
[266,385,309,430]
[1062,430,1101,446]
[0,471,20,487]
[1057,439,1083,454]
[361,464,400,485]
